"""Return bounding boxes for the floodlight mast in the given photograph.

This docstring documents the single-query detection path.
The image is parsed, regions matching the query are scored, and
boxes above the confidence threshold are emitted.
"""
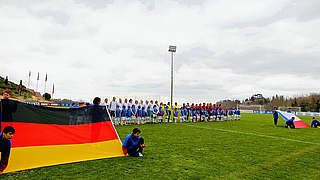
[168,45,176,109]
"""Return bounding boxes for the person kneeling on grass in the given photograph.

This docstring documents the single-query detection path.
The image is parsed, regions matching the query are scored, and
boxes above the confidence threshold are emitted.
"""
[122,128,145,157]
[311,117,320,128]
[285,117,295,129]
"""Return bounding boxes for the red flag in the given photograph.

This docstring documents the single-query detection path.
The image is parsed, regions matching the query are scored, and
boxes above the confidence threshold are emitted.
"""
[19,80,22,91]
[52,83,54,94]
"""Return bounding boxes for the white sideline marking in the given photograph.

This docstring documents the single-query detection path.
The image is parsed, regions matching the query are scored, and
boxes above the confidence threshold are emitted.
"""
[182,124,320,145]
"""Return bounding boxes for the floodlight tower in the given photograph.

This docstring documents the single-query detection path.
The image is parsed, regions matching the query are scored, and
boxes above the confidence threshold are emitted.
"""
[168,45,176,108]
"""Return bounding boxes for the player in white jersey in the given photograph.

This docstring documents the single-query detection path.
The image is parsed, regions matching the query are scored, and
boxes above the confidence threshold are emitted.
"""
[101,98,109,109]
[118,98,123,110]
[155,100,160,111]
[109,97,117,118]
[128,99,133,110]
[123,98,129,109]
[149,100,154,111]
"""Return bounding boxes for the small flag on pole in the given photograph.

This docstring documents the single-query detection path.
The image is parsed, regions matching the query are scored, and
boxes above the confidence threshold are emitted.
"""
[45,73,47,82]
[19,80,22,96]
[52,83,55,99]
[37,72,39,80]
[29,71,31,77]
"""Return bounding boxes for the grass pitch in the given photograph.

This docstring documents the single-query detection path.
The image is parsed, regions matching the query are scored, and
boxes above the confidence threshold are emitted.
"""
[3,114,320,180]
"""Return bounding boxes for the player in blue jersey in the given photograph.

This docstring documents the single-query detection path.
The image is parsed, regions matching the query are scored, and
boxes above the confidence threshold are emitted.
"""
[115,105,121,126]
[127,105,132,124]
[209,108,214,122]
[220,109,225,121]
[127,106,132,125]
[141,107,147,124]
[136,106,142,125]
[189,108,194,122]
[192,108,197,122]
[311,117,320,128]
[184,107,188,122]
[180,107,184,123]
[121,105,127,125]
[273,107,278,127]
[205,109,209,122]
[224,109,228,121]
[212,108,216,122]
[196,108,201,122]
[131,105,136,124]
[0,126,15,173]
[285,117,295,128]
[173,108,179,123]
[165,106,170,123]
[228,109,234,121]
[199,108,204,122]
[235,108,241,120]
[152,105,158,124]
[122,128,146,157]
[146,106,151,124]
[217,109,221,121]
[158,107,164,123]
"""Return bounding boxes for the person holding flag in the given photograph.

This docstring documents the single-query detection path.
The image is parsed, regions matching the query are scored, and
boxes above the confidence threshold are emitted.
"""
[311,117,320,128]
[0,126,16,173]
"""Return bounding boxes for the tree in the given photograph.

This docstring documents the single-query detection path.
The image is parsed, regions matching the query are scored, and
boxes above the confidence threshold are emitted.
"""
[43,93,51,100]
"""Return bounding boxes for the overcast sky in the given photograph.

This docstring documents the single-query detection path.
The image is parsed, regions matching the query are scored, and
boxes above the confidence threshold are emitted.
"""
[1,0,320,103]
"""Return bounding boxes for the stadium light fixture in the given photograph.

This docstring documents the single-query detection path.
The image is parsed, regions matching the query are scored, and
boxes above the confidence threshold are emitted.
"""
[168,45,176,109]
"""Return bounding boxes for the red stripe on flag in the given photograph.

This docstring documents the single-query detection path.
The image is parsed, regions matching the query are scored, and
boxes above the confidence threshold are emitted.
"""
[2,121,119,147]
[294,120,311,128]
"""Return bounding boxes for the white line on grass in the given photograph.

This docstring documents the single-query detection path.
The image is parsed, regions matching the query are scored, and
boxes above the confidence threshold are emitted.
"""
[181,124,320,145]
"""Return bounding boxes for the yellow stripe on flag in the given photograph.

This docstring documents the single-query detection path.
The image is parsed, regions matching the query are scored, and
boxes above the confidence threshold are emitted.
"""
[3,139,124,173]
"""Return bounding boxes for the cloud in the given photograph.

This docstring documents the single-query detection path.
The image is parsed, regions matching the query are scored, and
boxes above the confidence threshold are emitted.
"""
[0,0,320,103]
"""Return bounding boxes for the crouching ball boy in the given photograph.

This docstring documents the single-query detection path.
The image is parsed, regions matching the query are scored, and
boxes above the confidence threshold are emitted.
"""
[122,128,146,157]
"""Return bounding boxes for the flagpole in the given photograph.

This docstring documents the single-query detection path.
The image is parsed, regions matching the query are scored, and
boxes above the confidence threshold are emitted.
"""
[36,72,39,92]
[44,73,47,94]
[52,83,54,99]
[28,71,31,88]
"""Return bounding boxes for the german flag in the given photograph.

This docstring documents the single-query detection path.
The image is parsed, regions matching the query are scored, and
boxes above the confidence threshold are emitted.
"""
[0,100,124,173]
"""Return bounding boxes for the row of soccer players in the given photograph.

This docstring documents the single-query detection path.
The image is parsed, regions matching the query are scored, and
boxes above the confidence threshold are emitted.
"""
[112,105,241,125]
